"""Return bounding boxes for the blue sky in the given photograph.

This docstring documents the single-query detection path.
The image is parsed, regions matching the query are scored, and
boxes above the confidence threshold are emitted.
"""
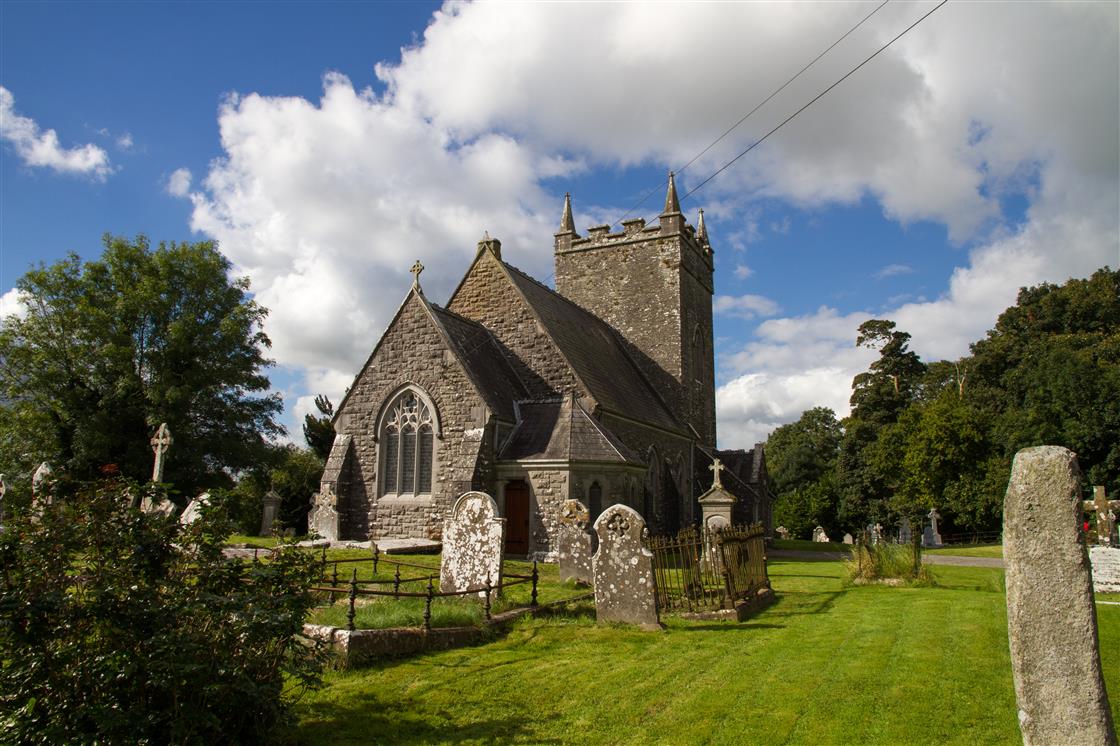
[2,1,1117,448]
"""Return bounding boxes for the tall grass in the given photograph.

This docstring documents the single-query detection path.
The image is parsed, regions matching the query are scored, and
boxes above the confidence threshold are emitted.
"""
[845,541,934,585]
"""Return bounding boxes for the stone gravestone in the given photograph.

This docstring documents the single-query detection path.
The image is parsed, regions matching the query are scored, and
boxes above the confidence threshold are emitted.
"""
[1084,485,1120,546]
[870,523,883,546]
[557,498,592,585]
[1086,486,1120,593]
[812,526,830,543]
[178,492,210,526]
[1003,446,1116,746]
[775,526,790,540]
[260,490,282,537]
[842,533,853,545]
[898,517,912,544]
[592,504,659,629]
[308,484,340,543]
[31,462,54,510]
[150,422,173,482]
[922,508,943,547]
[440,491,505,597]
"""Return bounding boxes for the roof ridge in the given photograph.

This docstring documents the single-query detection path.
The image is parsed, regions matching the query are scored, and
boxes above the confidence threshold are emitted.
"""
[570,396,632,463]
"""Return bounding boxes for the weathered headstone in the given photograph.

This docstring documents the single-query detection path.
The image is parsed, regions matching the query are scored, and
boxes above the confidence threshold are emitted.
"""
[842,533,853,545]
[260,490,282,537]
[1084,485,1120,546]
[871,523,884,546]
[440,491,505,596]
[308,485,340,543]
[592,504,659,629]
[1089,546,1120,593]
[922,508,942,547]
[775,525,790,540]
[1003,446,1116,746]
[812,526,830,543]
[557,499,592,584]
[898,517,912,544]
[179,492,210,526]
[31,462,54,510]
[150,422,173,482]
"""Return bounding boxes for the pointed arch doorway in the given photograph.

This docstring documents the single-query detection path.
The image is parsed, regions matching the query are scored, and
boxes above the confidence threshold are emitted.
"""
[504,479,530,555]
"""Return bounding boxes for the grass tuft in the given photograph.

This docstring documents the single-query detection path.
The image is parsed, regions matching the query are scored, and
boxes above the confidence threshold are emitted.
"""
[845,542,935,586]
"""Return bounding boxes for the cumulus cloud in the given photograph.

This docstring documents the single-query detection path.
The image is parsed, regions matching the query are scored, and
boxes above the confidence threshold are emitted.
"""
[733,264,753,280]
[874,263,913,279]
[714,294,780,320]
[166,167,192,197]
[0,87,112,179]
[116,132,134,150]
[184,1,1117,446]
[0,287,29,325]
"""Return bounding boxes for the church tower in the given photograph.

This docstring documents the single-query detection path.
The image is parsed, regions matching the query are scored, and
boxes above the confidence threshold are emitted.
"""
[553,175,716,446]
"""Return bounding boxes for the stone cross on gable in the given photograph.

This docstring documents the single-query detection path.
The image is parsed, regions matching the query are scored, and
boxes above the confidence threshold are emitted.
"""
[1083,485,1120,546]
[410,260,424,292]
[150,423,173,483]
[709,458,725,489]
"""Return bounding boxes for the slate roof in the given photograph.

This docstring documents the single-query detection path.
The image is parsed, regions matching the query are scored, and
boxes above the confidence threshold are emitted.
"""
[500,262,683,434]
[500,395,642,464]
[428,304,529,423]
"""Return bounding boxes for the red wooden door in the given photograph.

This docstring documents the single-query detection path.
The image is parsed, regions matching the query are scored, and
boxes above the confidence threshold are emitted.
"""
[505,480,530,555]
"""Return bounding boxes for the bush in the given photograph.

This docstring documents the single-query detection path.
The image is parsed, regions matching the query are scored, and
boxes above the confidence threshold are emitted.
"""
[0,479,324,744]
[844,541,934,586]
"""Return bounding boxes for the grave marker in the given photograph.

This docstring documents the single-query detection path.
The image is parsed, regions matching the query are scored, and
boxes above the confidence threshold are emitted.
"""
[812,526,830,543]
[309,485,341,542]
[591,504,659,629]
[557,499,592,584]
[842,533,853,545]
[31,462,54,510]
[1003,446,1116,746]
[775,526,790,540]
[179,492,210,526]
[150,423,172,482]
[922,508,942,547]
[440,491,505,597]
[260,490,282,537]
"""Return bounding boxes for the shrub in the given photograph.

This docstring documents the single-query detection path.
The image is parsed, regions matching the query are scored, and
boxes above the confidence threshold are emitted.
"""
[845,540,934,586]
[0,479,324,744]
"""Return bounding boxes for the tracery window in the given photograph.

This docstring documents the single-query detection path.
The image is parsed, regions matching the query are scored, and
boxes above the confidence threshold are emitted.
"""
[380,389,435,496]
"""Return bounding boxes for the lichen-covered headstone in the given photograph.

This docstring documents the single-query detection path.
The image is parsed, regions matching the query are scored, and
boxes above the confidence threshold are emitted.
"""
[308,485,340,542]
[557,499,592,584]
[1003,446,1116,746]
[179,492,210,526]
[775,526,790,540]
[440,491,505,597]
[812,526,830,543]
[591,505,659,629]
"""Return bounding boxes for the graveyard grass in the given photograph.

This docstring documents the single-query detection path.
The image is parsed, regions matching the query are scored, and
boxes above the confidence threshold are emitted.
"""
[295,559,1120,744]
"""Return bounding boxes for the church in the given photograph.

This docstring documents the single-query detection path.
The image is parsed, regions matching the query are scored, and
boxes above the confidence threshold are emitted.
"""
[311,175,773,558]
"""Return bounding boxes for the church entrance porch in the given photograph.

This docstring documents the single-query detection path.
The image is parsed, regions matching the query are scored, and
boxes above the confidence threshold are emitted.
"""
[504,480,531,556]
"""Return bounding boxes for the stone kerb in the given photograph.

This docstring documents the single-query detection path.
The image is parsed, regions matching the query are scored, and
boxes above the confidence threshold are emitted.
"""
[1003,446,1116,746]
[440,491,505,597]
[591,505,660,629]
[557,499,592,585]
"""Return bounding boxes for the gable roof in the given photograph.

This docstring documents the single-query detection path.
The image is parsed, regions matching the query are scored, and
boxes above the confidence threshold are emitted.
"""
[500,394,642,464]
[498,261,684,434]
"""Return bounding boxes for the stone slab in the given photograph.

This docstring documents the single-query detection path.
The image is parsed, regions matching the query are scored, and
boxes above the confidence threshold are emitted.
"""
[440,491,505,597]
[1003,446,1116,746]
[591,504,659,629]
[1090,546,1120,593]
[557,499,592,585]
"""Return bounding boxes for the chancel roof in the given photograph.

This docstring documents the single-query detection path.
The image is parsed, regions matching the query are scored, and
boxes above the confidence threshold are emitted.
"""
[500,395,642,464]
[500,262,682,434]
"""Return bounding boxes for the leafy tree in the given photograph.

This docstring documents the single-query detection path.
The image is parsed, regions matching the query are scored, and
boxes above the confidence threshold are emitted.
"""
[230,444,323,536]
[766,406,842,495]
[849,319,927,425]
[0,235,282,497]
[303,395,335,460]
[773,472,841,540]
[0,479,323,743]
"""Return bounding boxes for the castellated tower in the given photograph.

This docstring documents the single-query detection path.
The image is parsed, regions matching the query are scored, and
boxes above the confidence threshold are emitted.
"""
[553,174,716,447]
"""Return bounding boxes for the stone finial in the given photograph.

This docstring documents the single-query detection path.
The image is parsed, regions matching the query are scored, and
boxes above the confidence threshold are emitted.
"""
[558,193,576,234]
[662,171,682,215]
[410,259,425,293]
[1003,446,1116,745]
[477,232,502,260]
[696,208,709,244]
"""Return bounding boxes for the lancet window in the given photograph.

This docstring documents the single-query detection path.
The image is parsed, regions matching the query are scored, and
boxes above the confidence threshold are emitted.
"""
[380,389,435,497]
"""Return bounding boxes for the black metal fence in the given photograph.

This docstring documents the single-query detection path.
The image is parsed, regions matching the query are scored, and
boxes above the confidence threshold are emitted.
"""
[310,545,538,632]
[647,522,769,614]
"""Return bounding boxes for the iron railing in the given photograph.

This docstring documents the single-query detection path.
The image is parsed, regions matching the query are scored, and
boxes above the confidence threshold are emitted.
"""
[647,522,769,613]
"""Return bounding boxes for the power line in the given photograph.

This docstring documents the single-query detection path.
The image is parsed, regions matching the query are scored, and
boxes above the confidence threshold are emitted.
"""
[611,0,892,228]
[681,0,949,205]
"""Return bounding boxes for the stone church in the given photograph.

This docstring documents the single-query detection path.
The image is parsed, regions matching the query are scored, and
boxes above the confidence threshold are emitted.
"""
[311,175,773,557]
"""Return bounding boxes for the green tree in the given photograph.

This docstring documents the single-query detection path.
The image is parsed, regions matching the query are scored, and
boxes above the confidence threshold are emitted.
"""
[230,444,323,536]
[0,479,323,743]
[303,395,335,460]
[850,319,927,425]
[766,406,842,495]
[0,235,282,497]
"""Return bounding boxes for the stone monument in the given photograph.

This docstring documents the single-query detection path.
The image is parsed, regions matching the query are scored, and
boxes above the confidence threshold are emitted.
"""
[775,526,790,540]
[308,484,340,542]
[440,491,505,597]
[922,508,942,547]
[812,526,830,543]
[842,533,853,545]
[557,498,592,584]
[178,492,210,526]
[150,422,172,482]
[870,523,883,545]
[1003,446,1116,746]
[1085,486,1120,593]
[31,461,54,510]
[591,504,659,629]
[260,490,282,537]
[898,517,912,544]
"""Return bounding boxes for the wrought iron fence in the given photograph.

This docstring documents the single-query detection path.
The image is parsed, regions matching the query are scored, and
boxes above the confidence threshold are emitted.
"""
[647,522,769,614]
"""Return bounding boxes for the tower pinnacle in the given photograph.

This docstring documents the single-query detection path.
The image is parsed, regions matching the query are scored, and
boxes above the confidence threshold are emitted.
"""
[663,171,681,215]
[559,192,576,234]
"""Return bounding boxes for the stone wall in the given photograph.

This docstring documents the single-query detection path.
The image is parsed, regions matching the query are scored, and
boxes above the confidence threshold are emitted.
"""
[334,293,493,541]
[448,250,586,399]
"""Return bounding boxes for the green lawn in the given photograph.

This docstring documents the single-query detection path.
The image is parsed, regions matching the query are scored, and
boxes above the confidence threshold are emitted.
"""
[771,538,850,553]
[294,560,1120,744]
[925,544,1004,558]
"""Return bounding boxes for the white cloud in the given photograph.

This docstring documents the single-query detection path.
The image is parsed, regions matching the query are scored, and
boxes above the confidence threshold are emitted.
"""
[183,2,1117,450]
[0,87,112,179]
[733,264,753,280]
[713,294,780,320]
[874,263,913,279]
[166,167,192,197]
[116,132,134,150]
[0,287,29,325]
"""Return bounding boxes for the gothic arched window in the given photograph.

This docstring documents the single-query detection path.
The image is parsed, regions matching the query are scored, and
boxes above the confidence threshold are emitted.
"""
[380,389,436,497]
